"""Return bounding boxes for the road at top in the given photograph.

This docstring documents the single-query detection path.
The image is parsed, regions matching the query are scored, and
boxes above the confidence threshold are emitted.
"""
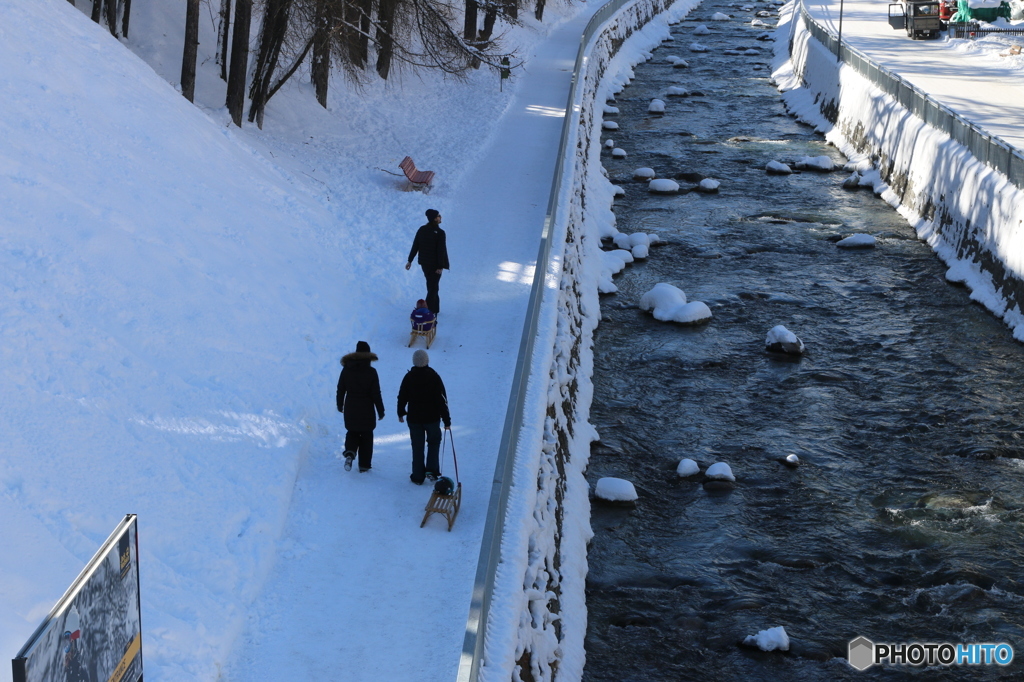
[804,0,1024,150]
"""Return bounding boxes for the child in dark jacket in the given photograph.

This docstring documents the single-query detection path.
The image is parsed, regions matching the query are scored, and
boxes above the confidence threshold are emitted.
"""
[411,299,436,332]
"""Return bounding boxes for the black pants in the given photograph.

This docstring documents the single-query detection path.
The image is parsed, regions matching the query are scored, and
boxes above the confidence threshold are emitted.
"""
[422,266,442,314]
[345,430,374,470]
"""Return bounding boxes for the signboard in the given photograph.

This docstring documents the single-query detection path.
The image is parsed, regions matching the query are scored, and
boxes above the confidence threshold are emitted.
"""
[12,515,143,682]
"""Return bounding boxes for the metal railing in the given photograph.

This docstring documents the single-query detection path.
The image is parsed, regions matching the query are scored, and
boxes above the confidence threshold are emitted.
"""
[799,1,1024,190]
[455,0,643,679]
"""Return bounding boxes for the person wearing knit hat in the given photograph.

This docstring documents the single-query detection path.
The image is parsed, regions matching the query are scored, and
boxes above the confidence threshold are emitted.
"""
[404,209,450,315]
[336,341,385,472]
[397,350,451,484]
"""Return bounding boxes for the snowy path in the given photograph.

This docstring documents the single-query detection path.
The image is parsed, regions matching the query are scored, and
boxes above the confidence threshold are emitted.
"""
[221,5,607,681]
[804,0,1024,150]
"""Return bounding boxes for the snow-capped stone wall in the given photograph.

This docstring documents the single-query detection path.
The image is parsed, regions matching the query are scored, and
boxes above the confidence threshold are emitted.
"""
[775,2,1024,340]
[479,1,699,680]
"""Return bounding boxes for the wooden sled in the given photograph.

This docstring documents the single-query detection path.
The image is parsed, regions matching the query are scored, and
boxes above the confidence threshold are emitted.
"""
[409,319,437,348]
[420,481,462,531]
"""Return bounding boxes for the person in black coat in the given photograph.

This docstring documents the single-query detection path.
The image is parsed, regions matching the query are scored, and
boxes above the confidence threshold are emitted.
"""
[397,349,451,484]
[405,208,450,315]
[336,341,385,472]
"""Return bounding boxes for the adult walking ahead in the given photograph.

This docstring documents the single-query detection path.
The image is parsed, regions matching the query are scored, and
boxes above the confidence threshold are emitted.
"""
[397,350,451,485]
[337,341,385,473]
[405,209,449,315]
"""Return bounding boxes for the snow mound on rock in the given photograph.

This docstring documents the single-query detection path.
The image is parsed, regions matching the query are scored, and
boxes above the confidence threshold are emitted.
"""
[744,626,790,651]
[595,477,638,502]
[706,462,735,481]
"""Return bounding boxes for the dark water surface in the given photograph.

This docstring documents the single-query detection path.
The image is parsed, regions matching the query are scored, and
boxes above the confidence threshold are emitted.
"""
[582,3,1024,681]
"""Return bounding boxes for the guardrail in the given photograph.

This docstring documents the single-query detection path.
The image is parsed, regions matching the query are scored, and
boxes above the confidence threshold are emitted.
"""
[799,2,1024,190]
[455,0,639,679]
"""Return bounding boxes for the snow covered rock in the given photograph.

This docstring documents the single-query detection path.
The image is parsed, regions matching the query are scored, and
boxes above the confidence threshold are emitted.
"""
[837,233,876,249]
[594,477,638,503]
[667,86,689,96]
[613,233,632,249]
[628,233,651,248]
[633,167,656,180]
[666,54,683,64]
[639,284,712,324]
[612,185,626,197]
[612,148,627,159]
[676,459,701,477]
[706,462,735,482]
[631,244,649,259]
[781,453,801,468]
[766,161,792,175]
[598,250,633,293]
[794,155,835,172]
[602,121,619,131]
[648,178,679,194]
[689,42,709,52]
[743,626,790,652]
[672,58,690,68]
[693,24,711,35]
[697,178,720,193]
[648,98,666,114]
[608,248,634,265]
[711,11,731,20]
[765,325,805,355]
[604,138,615,149]
[743,49,760,56]
[751,18,773,27]
[604,105,620,115]
[842,172,862,189]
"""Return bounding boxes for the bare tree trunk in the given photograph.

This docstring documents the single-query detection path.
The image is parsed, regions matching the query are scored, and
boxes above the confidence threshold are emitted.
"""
[464,0,478,41]
[226,0,252,127]
[121,0,132,37]
[91,0,103,23]
[502,0,517,21]
[312,0,333,104]
[105,0,118,35]
[181,0,201,102]
[357,0,371,64]
[479,5,497,41]
[217,0,233,82]
[67,0,75,5]
[375,0,397,80]
[534,0,545,21]
[343,0,369,68]
[248,0,291,127]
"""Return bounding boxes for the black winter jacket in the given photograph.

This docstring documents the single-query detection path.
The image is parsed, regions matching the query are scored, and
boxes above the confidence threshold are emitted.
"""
[397,366,451,427]
[337,352,385,431]
[407,223,450,271]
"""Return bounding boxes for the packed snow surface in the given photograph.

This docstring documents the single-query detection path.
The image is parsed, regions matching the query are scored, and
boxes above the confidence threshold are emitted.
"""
[0,0,601,680]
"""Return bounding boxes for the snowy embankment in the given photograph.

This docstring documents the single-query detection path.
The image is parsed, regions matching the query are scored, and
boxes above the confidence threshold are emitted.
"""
[0,0,586,680]
[773,1,1024,340]
[478,1,699,680]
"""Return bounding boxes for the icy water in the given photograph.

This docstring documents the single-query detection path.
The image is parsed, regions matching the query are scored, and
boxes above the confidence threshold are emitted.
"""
[582,4,1024,681]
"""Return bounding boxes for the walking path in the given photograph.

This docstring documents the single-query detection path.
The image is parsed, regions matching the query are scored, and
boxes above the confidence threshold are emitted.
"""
[221,3,610,680]
[804,0,1024,150]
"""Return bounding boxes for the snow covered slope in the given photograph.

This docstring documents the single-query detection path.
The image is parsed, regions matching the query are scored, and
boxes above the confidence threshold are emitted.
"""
[0,0,591,679]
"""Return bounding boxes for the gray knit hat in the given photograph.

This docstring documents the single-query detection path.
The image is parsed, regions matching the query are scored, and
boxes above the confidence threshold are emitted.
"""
[413,350,429,367]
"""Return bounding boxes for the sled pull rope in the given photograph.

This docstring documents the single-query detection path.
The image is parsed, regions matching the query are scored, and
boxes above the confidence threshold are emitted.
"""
[442,429,460,485]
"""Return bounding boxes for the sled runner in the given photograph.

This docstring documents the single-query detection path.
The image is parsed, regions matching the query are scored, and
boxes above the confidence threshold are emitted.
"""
[421,430,461,531]
[399,156,435,193]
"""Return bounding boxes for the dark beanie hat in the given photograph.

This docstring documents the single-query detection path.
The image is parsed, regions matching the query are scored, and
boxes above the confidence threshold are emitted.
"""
[356,341,371,353]
[425,209,440,221]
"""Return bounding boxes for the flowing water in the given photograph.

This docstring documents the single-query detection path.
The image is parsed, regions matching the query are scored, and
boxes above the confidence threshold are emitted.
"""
[582,3,1024,680]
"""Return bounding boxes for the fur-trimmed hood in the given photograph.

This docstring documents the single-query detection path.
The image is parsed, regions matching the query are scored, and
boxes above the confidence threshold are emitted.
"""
[341,351,379,366]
